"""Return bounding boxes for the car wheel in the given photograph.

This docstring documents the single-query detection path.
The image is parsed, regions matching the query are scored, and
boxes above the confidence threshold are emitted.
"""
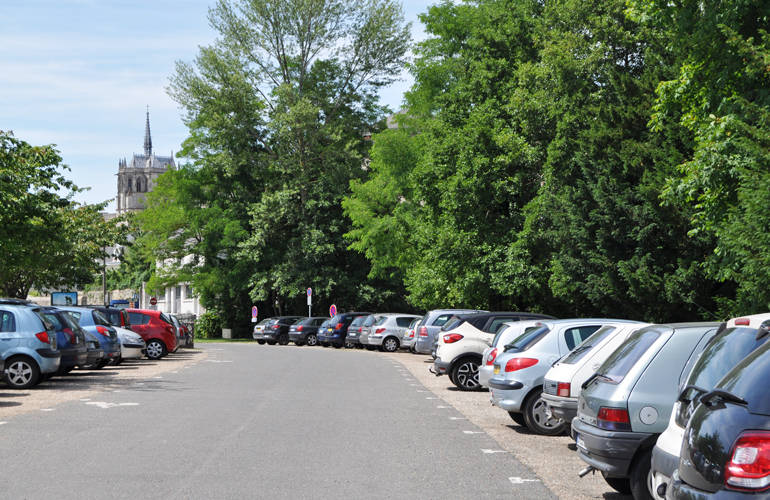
[306,334,318,346]
[601,472,632,495]
[4,356,41,389]
[365,345,376,351]
[112,356,123,366]
[451,357,482,391]
[278,334,290,346]
[146,339,167,360]
[382,337,399,353]
[523,390,566,435]
[294,341,305,346]
[508,411,526,426]
[321,342,329,347]
[629,448,654,500]
[256,340,266,345]
[344,340,355,348]
[266,340,277,345]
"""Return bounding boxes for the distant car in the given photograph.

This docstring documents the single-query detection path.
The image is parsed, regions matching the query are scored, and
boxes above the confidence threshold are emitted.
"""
[479,320,544,388]
[344,315,370,347]
[36,307,88,375]
[363,313,422,352]
[358,314,379,349]
[253,317,277,344]
[127,309,178,360]
[413,309,488,355]
[58,306,122,368]
[114,327,146,363]
[288,317,328,346]
[572,322,720,499]
[318,312,373,348]
[0,299,61,389]
[433,312,557,390]
[401,317,423,351]
[262,316,303,345]
[312,319,333,347]
[668,335,770,499]
[650,313,770,498]
[87,306,132,329]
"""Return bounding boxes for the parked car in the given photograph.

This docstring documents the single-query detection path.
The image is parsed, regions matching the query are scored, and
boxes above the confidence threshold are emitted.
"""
[261,316,303,345]
[479,320,544,388]
[433,312,556,390]
[363,313,422,352]
[345,315,371,347]
[313,319,333,347]
[127,308,178,360]
[401,316,423,351]
[317,312,373,348]
[58,306,122,368]
[358,314,380,349]
[114,327,146,363]
[667,335,770,499]
[571,322,721,499]
[489,319,639,434]
[413,309,488,355]
[253,317,277,344]
[542,322,650,424]
[288,317,328,346]
[35,307,88,375]
[0,299,60,389]
[168,314,186,352]
[86,305,132,329]
[650,313,770,498]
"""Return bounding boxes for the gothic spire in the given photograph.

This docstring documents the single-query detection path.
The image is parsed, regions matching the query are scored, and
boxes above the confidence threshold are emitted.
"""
[143,106,152,156]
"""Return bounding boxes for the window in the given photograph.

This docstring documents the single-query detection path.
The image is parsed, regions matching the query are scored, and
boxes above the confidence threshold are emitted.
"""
[0,311,15,332]
[92,310,112,327]
[432,314,453,327]
[396,317,414,328]
[564,325,602,351]
[599,327,662,383]
[175,285,182,299]
[374,316,389,326]
[186,284,194,298]
[159,313,173,325]
[505,326,551,352]
[350,316,367,327]
[363,315,377,327]
[487,317,518,334]
[562,326,617,364]
[128,312,149,325]
[314,318,326,326]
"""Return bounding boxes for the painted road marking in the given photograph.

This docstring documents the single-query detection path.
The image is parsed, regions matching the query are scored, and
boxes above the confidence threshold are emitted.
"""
[463,431,484,434]
[425,397,438,400]
[41,408,54,412]
[436,405,450,409]
[509,477,541,485]
[86,402,140,409]
[449,417,466,420]
[481,449,507,454]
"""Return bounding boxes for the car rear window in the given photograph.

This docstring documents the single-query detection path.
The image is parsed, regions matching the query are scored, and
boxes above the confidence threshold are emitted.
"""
[717,340,770,415]
[505,326,550,351]
[93,310,112,327]
[561,326,617,364]
[493,325,536,348]
[487,317,518,333]
[686,327,768,391]
[330,315,344,324]
[350,316,367,327]
[441,316,464,332]
[159,313,173,325]
[432,314,453,327]
[598,327,662,383]
[409,318,421,328]
[564,325,602,351]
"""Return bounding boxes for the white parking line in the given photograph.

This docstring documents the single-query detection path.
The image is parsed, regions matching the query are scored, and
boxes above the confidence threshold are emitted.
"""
[449,417,466,420]
[509,477,541,485]
[436,405,450,409]
[85,402,140,409]
[41,408,54,412]
[463,431,484,434]
[0,421,7,425]
[481,449,507,454]
[425,397,438,400]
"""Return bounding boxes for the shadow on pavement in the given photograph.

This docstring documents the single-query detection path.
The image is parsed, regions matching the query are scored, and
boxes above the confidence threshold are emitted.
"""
[0,401,22,407]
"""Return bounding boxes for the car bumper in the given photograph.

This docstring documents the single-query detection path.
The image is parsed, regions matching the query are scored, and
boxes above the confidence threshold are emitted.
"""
[650,444,679,498]
[478,365,494,387]
[86,348,105,365]
[667,470,743,499]
[402,337,415,348]
[263,332,278,341]
[488,378,526,412]
[320,334,343,345]
[120,346,144,359]
[60,346,88,368]
[571,418,652,477]
[431,358,450,376]
[541,393,578,422]
[367,335,384,346]
[35,349,61,373]
[252,332,265,340]
[414,337,433,354]
[346,333,362,344]
[288,333,307,343]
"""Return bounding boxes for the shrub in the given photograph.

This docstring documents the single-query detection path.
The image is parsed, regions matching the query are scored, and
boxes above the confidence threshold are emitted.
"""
[195,311,222,339]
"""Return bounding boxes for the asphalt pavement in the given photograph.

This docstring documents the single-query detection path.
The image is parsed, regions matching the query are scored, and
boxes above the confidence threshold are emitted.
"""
[0,344,556,499]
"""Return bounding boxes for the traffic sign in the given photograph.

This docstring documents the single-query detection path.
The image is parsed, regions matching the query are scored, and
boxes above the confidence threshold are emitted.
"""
[329,304,337,318]
[251,306,258,318]
[307,288,312,297]
[150,297,157,306]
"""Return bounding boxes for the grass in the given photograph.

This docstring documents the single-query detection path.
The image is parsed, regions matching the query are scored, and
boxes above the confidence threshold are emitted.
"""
[194,338,256,343]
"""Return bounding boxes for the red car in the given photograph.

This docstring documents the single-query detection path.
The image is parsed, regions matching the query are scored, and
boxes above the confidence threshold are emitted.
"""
[126,309,178,360]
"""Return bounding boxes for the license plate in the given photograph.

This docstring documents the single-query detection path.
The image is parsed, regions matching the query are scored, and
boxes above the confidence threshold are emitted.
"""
[493,366,500,374]
[576,434,587,451]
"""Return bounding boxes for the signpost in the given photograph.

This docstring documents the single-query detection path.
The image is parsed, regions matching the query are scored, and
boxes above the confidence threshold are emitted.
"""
[329,304,337,318]
[306,288,312,317]
[251,305,258,323]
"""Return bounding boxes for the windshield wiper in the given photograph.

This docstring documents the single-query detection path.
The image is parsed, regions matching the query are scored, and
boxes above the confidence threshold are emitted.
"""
[677,384,708,403]
[570,344,593,357]
[581,372,613,390]
[503,343,519,351]
[700,389,748,407]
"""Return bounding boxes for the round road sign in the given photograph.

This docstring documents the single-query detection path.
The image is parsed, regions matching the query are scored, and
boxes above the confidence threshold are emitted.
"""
[307,287,312,297]
[251,306,258,318]
[150,297,157,306]
[329,304,337,318]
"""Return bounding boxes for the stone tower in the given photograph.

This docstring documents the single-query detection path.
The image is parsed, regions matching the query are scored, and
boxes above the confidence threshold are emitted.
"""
[116,109,175,214]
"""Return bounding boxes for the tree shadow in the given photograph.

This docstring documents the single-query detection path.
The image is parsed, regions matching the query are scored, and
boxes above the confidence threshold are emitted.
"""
[0,401,22,407]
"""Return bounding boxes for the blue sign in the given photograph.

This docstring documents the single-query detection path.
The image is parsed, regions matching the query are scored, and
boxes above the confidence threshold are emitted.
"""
[251,306,258,318]
[329,304,337,318]
[307,287,312,297]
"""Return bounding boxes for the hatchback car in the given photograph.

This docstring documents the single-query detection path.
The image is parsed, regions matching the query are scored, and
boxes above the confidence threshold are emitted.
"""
[490,319,637,435]
[0,300,61,389]
[401,317,423,351]
[667,337,770,499]
[37,307,88,375]
[650,313,770,498]
[345,314,371,347]
[479,320,545,388]
[318,312,373,348]
[365,313,422,352]
[288,317,328,346]
[58,306,122,368]
[572,322,720,499]
[413,309,488,355]
[253,317,277,343]
[433,312,556,390]
[261,316,302,345]
[127,309,178,359]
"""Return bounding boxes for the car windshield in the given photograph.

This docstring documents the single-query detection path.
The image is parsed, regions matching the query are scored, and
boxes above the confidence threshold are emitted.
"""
[598,327,662,383]
[505,325,550,351]
[685,327,767,394]
[561,326,617,364]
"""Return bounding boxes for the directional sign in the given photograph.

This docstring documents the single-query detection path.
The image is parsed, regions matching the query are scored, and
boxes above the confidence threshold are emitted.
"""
[329,304,337,318]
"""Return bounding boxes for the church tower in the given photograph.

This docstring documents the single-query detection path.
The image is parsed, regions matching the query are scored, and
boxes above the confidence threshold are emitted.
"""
[116,109,175,214]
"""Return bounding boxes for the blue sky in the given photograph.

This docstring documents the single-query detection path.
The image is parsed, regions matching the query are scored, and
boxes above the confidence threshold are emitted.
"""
[1,0,436,211]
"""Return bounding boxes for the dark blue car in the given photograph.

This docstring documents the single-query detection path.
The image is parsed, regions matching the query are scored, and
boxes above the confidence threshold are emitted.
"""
[58,307,121,368]
[317,312,373,348]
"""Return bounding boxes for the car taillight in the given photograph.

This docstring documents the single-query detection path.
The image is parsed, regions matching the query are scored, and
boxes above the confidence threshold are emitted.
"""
[358,327,362,333]
[334,323,342,330]
[375,328,386,334]
[408,330,414,338]
[505,357,538,372]
[442,333,463,343]
[62,327,76,343]
[297,325,304,332]
[35,331,50,344]
[734,318,751,326]
[96,325,111,337]
[597,407,632,431]
[725,431,770,490]
[419,326,428,337]
[557,382,570,398]
[486,348,498,365]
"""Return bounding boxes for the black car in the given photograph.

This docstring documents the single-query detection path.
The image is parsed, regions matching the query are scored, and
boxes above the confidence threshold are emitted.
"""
[287,317,328,346]
[669,336,770,498]
[318,312,373,348]
[262,316,303,345]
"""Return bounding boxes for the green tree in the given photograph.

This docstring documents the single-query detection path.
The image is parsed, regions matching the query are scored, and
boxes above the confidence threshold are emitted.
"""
[0,131,125,298]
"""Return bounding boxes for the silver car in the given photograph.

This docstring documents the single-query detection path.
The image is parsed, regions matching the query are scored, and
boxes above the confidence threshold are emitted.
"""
[401,317,423,351]
[413,309,487,355]
[362,313,422,352]
[479,320,543,388]
[489,319,640,435]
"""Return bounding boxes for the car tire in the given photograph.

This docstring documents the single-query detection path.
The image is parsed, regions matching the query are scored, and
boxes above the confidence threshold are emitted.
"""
[508,411,526,426]
[629,448,654,500]
[4,356,41,389]
[321,342,329,347]
[382,337,399,353]
[306,334,318,347]
[294,341,305,346]
[146,339,167,360]
[256,340,266,345]
[602,472,632,495]
[113,356,123,366]
[278,334,289,346]
[522,390,566,435]
[451,357,482,391]
[266,340,277,345]
[365,345,376,351]
[344,340,355,348]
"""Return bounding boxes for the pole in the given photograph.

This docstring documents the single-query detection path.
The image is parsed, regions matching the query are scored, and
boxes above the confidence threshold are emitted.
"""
[102,251,107,306]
